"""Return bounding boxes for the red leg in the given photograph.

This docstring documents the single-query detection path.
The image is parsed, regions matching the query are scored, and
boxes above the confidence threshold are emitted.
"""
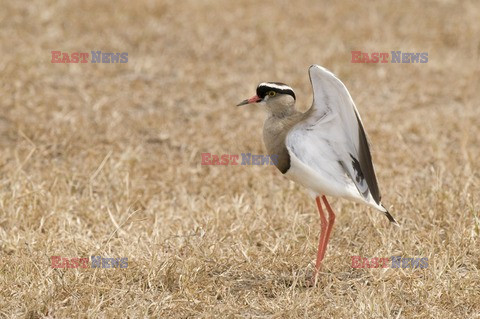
[315,196,328,271]
[320,196,336,262]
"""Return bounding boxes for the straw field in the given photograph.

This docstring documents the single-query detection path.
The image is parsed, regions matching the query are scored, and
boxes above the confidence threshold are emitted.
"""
[0,0,479,317]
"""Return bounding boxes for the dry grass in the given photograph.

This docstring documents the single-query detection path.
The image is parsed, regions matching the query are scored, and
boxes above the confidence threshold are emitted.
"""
[1,0,479,317]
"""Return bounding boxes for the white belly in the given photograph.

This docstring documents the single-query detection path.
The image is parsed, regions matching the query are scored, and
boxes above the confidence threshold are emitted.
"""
[284,150,384,212]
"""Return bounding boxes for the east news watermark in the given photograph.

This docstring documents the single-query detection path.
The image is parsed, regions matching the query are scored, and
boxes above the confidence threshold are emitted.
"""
[51,51,128,63]
[201,153,278,166]
[351,51,428,63]
[51,256,128,269]
[352,256,429,269]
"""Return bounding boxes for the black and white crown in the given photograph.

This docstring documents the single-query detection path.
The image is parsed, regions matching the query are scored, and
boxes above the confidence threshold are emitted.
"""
[256,82,296,100]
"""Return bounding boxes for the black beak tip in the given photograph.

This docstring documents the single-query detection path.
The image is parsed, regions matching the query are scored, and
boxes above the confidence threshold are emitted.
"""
[236,100,248,106]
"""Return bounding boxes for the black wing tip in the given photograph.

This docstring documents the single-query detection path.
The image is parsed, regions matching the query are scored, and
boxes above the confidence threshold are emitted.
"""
[382,205,399,226]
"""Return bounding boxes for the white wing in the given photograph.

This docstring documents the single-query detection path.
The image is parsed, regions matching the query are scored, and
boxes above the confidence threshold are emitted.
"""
[285,65,382,209]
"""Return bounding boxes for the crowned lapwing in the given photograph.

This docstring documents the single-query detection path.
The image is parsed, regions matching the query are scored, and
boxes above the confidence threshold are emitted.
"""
[237,65,398,275]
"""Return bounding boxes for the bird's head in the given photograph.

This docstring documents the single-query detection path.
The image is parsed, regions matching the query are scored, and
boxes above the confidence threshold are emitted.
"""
[237,82,296,117]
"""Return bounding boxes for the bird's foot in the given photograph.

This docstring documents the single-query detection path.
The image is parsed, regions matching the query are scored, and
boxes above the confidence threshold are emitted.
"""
[305,265,322,287]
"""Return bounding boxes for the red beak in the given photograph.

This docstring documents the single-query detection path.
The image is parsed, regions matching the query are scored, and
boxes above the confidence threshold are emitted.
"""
[237,95,262,106]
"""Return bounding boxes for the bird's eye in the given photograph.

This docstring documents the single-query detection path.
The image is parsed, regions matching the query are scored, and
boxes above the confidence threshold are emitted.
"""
[268,91,276,97]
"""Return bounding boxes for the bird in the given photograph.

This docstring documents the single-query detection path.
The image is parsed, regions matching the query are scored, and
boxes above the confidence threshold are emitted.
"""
[237,65,398,274]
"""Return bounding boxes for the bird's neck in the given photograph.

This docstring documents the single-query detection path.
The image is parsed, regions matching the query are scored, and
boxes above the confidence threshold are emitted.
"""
[262,111,304,174]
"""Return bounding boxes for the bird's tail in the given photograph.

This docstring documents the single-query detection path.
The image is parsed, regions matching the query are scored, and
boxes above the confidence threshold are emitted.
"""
[382,205,399,226]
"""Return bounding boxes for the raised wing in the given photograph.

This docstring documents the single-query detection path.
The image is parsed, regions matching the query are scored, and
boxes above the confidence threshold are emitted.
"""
[288,65,381,204]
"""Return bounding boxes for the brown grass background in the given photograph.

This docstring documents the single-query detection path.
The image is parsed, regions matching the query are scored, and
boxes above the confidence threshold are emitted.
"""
[1,0,479,318]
